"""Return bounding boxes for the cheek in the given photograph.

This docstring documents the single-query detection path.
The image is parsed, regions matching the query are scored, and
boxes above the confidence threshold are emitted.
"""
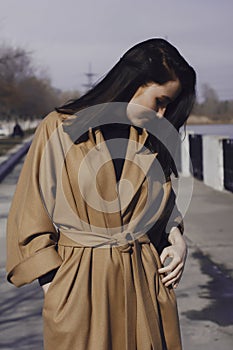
[136,93,156,110]
[143,90,158,109]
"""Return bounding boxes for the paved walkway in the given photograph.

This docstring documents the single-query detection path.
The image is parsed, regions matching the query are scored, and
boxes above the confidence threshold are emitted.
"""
[0,156,233,349]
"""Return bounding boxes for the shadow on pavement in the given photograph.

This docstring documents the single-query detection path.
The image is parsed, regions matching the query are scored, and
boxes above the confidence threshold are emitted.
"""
[183,251,233,327]
[0,269,44,350]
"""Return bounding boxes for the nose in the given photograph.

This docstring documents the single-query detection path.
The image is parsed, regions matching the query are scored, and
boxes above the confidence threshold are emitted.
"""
[156,106,166,118]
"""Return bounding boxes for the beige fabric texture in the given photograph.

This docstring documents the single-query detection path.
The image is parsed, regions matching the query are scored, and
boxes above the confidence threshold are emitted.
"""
[6,111,183,350]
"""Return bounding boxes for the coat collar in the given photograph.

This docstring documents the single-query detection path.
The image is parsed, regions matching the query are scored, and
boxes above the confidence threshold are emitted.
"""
[87,124,150,153]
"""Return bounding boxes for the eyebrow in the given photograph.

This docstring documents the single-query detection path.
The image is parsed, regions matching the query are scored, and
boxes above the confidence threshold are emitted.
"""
[160,95,173,103]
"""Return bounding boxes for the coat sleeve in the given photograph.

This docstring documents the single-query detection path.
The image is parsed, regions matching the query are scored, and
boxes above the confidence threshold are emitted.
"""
[6,112,63,287]
[164,187,184,235]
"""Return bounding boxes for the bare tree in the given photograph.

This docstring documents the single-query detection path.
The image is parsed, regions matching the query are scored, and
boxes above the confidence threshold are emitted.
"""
[193,83,233,122]
[0,45,33,83]
[0,44,63,119]
[0,42,82,121]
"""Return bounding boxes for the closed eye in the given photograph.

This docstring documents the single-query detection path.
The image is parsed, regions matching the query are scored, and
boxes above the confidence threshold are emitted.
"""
[156,98,168,108]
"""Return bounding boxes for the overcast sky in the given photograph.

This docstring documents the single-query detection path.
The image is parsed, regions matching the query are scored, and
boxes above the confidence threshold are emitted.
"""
[0,0,232,101]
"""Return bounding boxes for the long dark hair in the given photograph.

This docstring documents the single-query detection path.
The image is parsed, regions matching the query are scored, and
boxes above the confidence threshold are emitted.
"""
[56,38,196,178]
[56,38,196,130]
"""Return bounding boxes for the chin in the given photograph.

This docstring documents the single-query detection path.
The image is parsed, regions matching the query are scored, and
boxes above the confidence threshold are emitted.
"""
[129,119,145,128]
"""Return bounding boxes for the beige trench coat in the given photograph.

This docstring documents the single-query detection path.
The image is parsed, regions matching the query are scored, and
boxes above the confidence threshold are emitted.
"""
[6,111,184,350]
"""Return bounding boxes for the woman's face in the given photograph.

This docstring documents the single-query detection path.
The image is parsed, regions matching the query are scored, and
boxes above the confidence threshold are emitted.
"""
[126,79,182,127]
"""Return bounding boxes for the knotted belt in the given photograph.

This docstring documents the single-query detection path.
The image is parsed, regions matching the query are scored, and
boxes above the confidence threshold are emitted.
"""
[58,230,179,350]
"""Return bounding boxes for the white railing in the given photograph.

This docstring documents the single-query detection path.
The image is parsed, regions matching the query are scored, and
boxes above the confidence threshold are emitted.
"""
[179,129,231,192]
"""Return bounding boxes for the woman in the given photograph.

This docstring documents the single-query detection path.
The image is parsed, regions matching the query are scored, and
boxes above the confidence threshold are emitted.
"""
[6,38,196,350]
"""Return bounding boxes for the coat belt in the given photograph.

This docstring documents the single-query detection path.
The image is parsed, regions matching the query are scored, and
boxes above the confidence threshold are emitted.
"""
[58,229,151,251]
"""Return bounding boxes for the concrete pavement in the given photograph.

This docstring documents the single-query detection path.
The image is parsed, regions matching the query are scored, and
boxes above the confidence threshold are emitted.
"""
[176,176,233,349]
[0,156,44,350]
[0,155,232,349]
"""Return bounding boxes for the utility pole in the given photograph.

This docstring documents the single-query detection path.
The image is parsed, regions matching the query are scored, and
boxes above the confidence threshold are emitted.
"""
[82,62,97,92]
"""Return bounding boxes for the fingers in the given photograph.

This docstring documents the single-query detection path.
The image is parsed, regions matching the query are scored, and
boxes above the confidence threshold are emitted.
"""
[159,246,182,273]
[158,245,186,288]
[158,257,182,274]
[161,267,183,287]
[159,246,172,266]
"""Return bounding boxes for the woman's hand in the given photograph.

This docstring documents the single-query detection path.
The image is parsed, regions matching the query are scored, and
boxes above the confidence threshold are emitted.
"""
[42,282,51,295]
[158,227,188,289]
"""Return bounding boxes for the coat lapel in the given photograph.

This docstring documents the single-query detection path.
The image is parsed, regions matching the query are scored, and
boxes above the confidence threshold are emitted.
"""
[84,125,158,219]
[78,128,122,231]
[118,126,158,216]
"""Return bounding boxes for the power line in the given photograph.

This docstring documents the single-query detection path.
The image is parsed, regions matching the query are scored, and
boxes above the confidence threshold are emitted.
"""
[82,62,97,92]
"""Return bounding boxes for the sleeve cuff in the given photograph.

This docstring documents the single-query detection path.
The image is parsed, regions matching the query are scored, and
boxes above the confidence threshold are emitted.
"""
[165,219,184,235]
[7,245,63,287]
[38,268,59,286]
